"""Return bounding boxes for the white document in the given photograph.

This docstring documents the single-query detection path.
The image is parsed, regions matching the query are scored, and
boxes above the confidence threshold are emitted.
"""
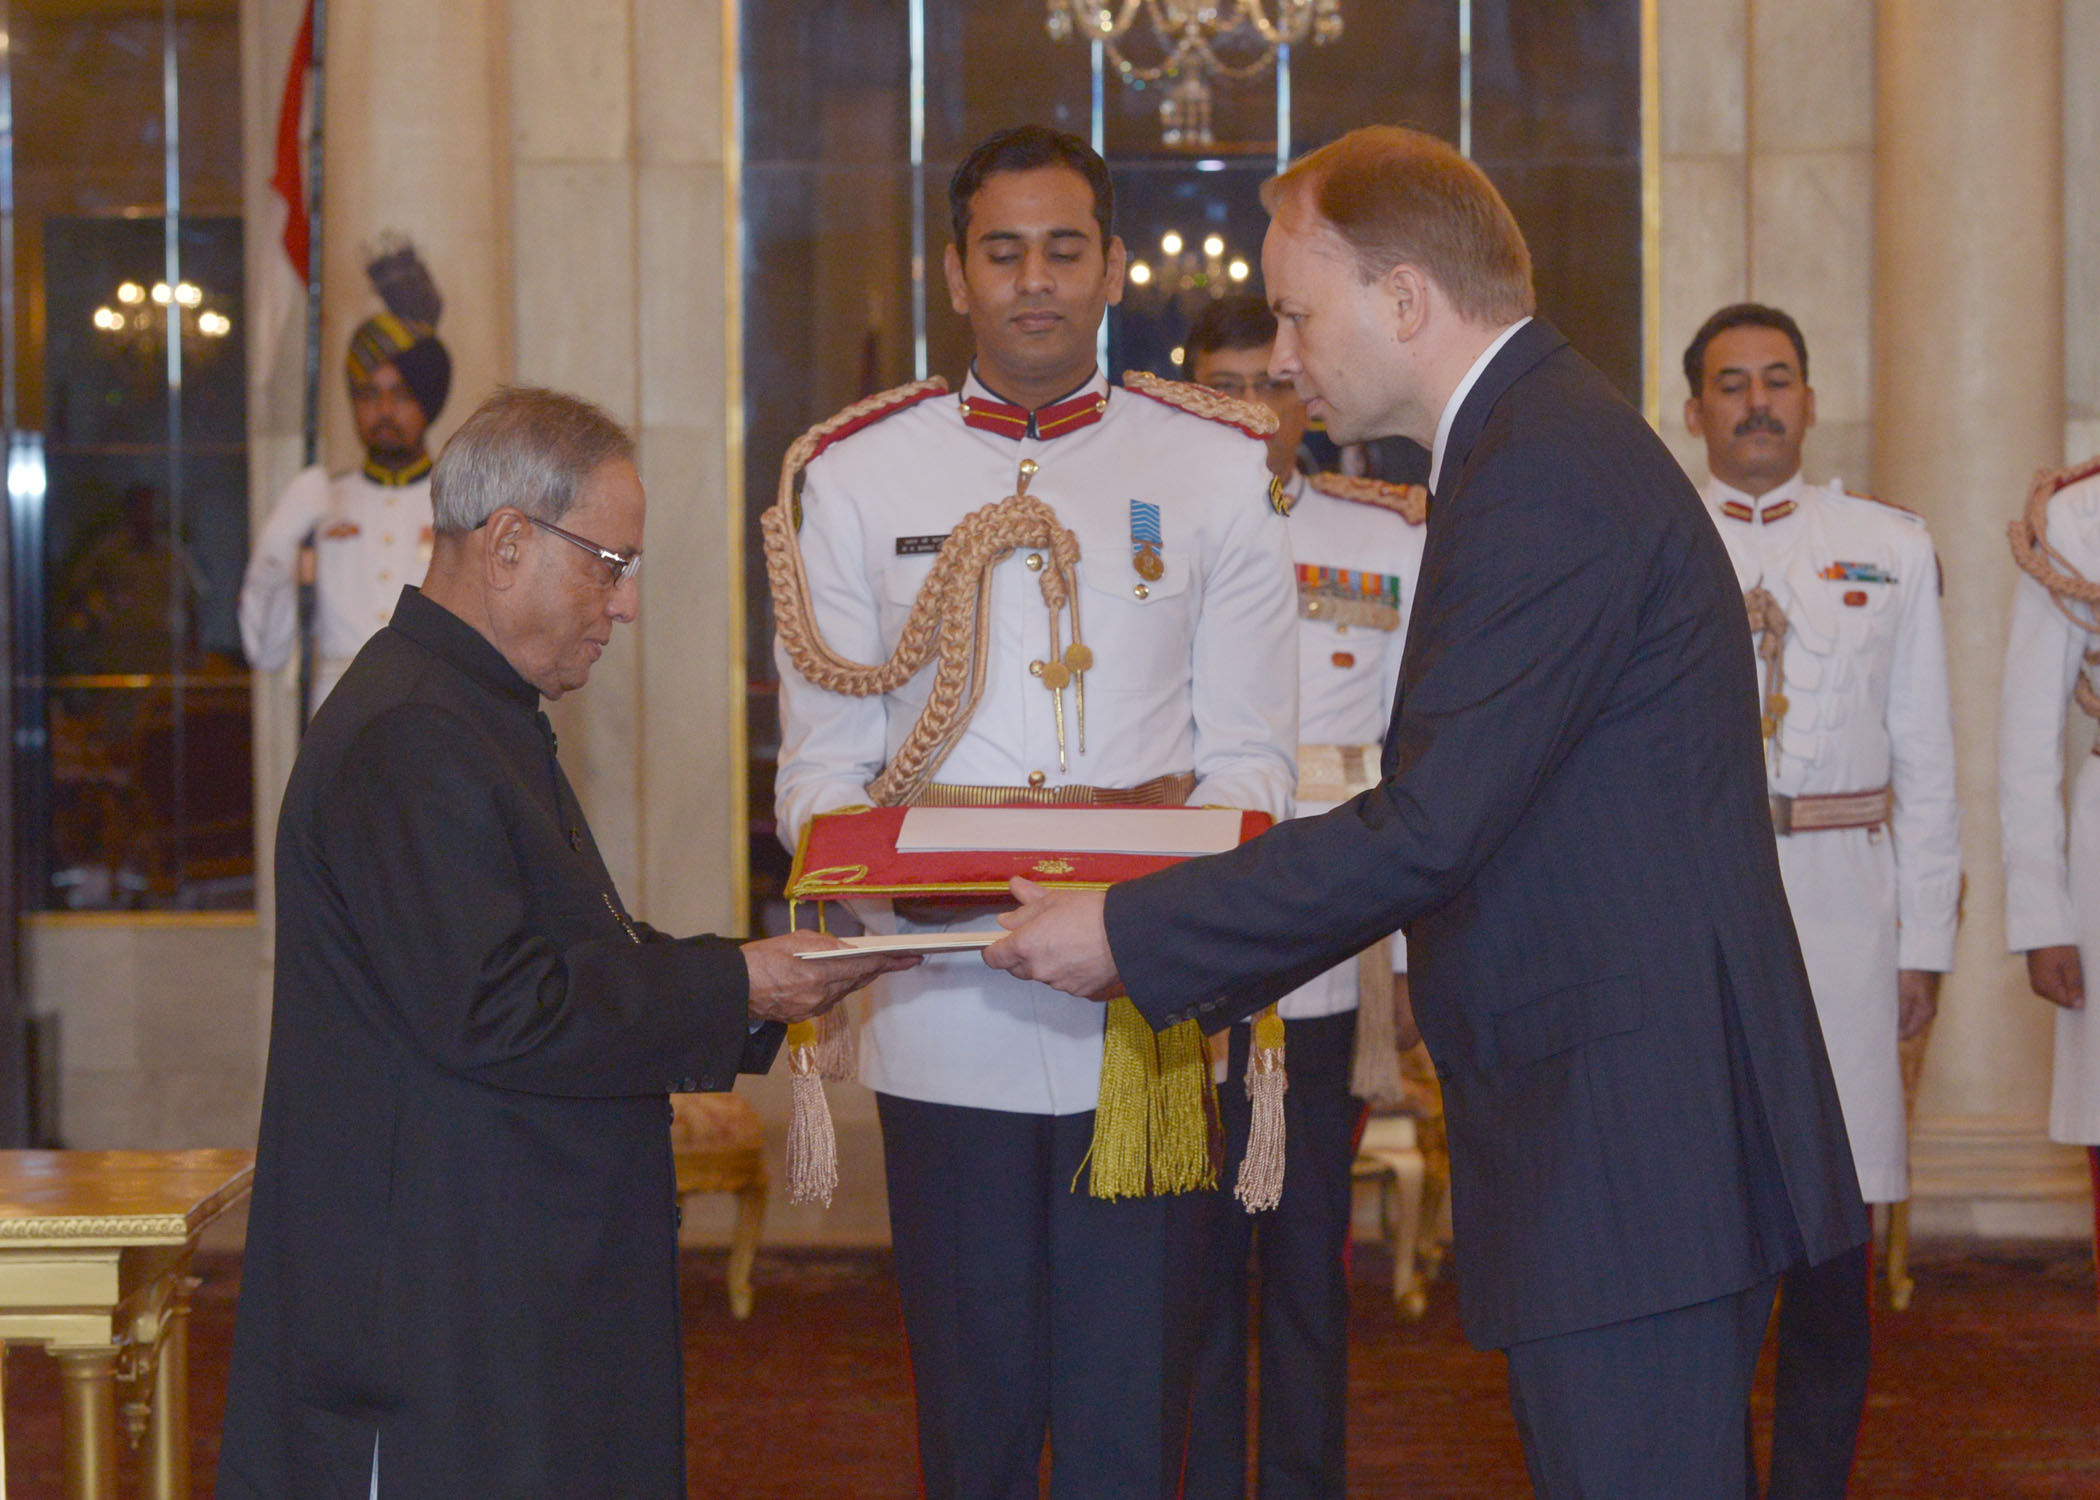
[794,931,999,959]
[895,806,1243,858]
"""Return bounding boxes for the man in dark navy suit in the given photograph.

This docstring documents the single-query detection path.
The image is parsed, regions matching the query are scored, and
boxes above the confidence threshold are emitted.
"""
[986,126,1866,1499]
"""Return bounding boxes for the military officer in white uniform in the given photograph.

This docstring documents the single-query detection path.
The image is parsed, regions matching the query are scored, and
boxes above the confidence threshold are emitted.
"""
[1177,293,1424,1500]
[773,128,1296,1500]
[240,302,450,716]
[1684,304,1960,1500]
[1998,453,2100,1277]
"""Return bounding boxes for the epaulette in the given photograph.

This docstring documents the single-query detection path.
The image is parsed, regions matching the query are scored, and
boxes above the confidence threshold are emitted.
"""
[1839,486,1926,526]
[1308,471,1429,525]
[780,378,949,530]
[1121,369,1278,441]
[800,377,950,467]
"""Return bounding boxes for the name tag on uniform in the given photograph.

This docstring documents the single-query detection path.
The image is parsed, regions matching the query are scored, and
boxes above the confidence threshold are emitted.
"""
[322,521,361,540]
[895,534,949,556]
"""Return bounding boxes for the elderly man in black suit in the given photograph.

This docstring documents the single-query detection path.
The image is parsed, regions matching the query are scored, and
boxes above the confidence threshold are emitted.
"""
[987,126,1865,1499]
[218,387,915,1500]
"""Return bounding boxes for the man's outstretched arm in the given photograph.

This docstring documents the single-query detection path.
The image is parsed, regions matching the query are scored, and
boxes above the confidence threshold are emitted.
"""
[990,443,1643,1029]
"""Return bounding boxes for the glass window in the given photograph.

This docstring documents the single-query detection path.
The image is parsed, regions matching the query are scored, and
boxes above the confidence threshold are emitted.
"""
[5,0,253,911]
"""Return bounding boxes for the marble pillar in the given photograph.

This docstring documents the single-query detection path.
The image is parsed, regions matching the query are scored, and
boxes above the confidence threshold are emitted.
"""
[1875,0,2089,1231]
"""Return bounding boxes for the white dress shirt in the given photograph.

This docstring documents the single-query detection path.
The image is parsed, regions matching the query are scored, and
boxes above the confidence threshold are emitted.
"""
[1428,318,1530,495]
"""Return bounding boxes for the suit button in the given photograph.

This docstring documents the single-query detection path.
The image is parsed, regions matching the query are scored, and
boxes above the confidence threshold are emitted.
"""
[681,1077,700,1092]
[1025,552,1044,572]
[1133,583,1150,600]
[568,828,583,851]
[1028,770,1047,788]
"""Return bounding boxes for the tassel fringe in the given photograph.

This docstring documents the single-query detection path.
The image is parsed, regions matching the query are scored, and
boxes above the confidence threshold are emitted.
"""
[1349,939,1409,1109]
[785,1022,838,1207]
[1082,1002,1219,1199]
[1236,1006,1288,1212]
[1151,1020,1218,1195]
[814,999,858,1081]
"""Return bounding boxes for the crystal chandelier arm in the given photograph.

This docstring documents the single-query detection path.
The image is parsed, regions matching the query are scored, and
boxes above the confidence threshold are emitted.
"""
[1065,0,1146,41]
[1241,1,1330,47]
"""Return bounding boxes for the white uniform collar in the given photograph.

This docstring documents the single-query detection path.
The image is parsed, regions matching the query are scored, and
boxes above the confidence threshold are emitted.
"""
[1428,317,1530,495]
[1705,470,1808,527]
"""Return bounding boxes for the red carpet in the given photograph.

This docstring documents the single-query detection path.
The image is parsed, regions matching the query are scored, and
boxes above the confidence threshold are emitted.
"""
[3,1240,2094,1496]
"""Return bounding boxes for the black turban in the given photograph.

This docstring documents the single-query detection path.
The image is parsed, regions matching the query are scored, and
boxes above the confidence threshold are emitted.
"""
[345,312,452,423]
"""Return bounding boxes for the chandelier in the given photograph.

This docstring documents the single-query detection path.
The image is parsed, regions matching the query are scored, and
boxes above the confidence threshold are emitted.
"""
[1045,1,1345,149]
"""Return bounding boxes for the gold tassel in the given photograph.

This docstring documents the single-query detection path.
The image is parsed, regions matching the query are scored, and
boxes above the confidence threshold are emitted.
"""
[1349,939,1409,1109]
[1151,1020,1219,1194]
[814,997,857,1081]
[785,1020,839,1206]
[1236,1005,1288,1213]
[1082,1001,1219,1198]
[1081,998,1158,1198]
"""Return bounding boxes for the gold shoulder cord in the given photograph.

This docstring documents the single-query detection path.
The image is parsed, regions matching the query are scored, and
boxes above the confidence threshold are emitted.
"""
[2009,458,2100,722]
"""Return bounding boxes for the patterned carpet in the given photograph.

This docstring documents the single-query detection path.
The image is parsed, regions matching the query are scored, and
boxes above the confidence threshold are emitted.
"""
[3,1240,2093,1496]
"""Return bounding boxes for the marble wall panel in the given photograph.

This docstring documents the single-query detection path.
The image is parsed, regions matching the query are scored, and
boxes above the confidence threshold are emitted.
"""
[1749,148,1873,427]
[1659,153,1749,395]
[636,426,739,935]
[509,0,634,165]
[639,166,727,434]
[1749,0,1873,152]
[639,0,723,167]
[2066,0,2100,430]
[1658,0,1746,155]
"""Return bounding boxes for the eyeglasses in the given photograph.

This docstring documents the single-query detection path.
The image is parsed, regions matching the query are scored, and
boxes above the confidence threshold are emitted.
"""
[527,516,643,588]
[1203,376,1296,401]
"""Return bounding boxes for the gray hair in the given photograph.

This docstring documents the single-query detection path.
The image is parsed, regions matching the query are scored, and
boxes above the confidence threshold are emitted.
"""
[430,386,637,534]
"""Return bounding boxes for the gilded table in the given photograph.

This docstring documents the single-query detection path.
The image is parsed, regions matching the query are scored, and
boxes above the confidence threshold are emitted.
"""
[0,1150,254,1500]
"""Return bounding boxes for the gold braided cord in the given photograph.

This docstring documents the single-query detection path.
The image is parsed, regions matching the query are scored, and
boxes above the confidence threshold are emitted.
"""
[1744,586,1789,777]
[763,382,1089,806]
[1121,369,1280,436]
[2007,457,2100,721]
[1307,471,1430,524]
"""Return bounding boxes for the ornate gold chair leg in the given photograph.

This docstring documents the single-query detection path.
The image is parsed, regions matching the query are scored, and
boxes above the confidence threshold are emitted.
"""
[727,1174,768,1320]
[1885,1199,1915,1312]
[58,1348,120,1500]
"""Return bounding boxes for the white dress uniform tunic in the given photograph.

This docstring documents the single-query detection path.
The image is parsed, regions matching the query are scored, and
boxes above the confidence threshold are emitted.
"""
[1279,471,1426,1018]
[775,369,1299,1114]
[1999,465,2100,1145]
[1703,473,1961,1201]
[239,463,435,715]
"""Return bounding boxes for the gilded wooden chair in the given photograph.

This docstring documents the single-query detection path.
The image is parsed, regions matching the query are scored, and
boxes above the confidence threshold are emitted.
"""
[669,1092,769,1319]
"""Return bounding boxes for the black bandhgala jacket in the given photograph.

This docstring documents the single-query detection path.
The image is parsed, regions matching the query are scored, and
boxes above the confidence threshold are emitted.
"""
[218,587,779,1500]
[1107,320,1867,1352]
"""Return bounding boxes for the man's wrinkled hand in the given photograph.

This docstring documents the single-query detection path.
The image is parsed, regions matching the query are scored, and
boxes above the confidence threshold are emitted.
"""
[1896,969,1941,1041]
[2026,944,2086,1011]
[741,933,921,1025]
[982,878,1122,1001]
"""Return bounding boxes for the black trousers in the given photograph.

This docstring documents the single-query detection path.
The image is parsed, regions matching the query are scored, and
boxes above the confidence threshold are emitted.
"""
[876,1093,1204,1500]
[1754,1241,1871,1500]
[1185,1010,1359,1500]
[1504,1277,1779,1500]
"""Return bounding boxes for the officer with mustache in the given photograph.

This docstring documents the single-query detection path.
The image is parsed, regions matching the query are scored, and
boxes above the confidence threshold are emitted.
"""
[1683,302,1960,1500]
[240,243,451,715]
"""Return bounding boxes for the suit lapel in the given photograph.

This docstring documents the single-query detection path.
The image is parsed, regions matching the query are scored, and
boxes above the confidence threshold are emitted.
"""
[1381,319,1571,778]
[1436,318,1568,497]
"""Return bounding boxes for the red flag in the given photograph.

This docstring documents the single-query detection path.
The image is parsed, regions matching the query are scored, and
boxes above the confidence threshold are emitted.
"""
[271,0,315,282]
